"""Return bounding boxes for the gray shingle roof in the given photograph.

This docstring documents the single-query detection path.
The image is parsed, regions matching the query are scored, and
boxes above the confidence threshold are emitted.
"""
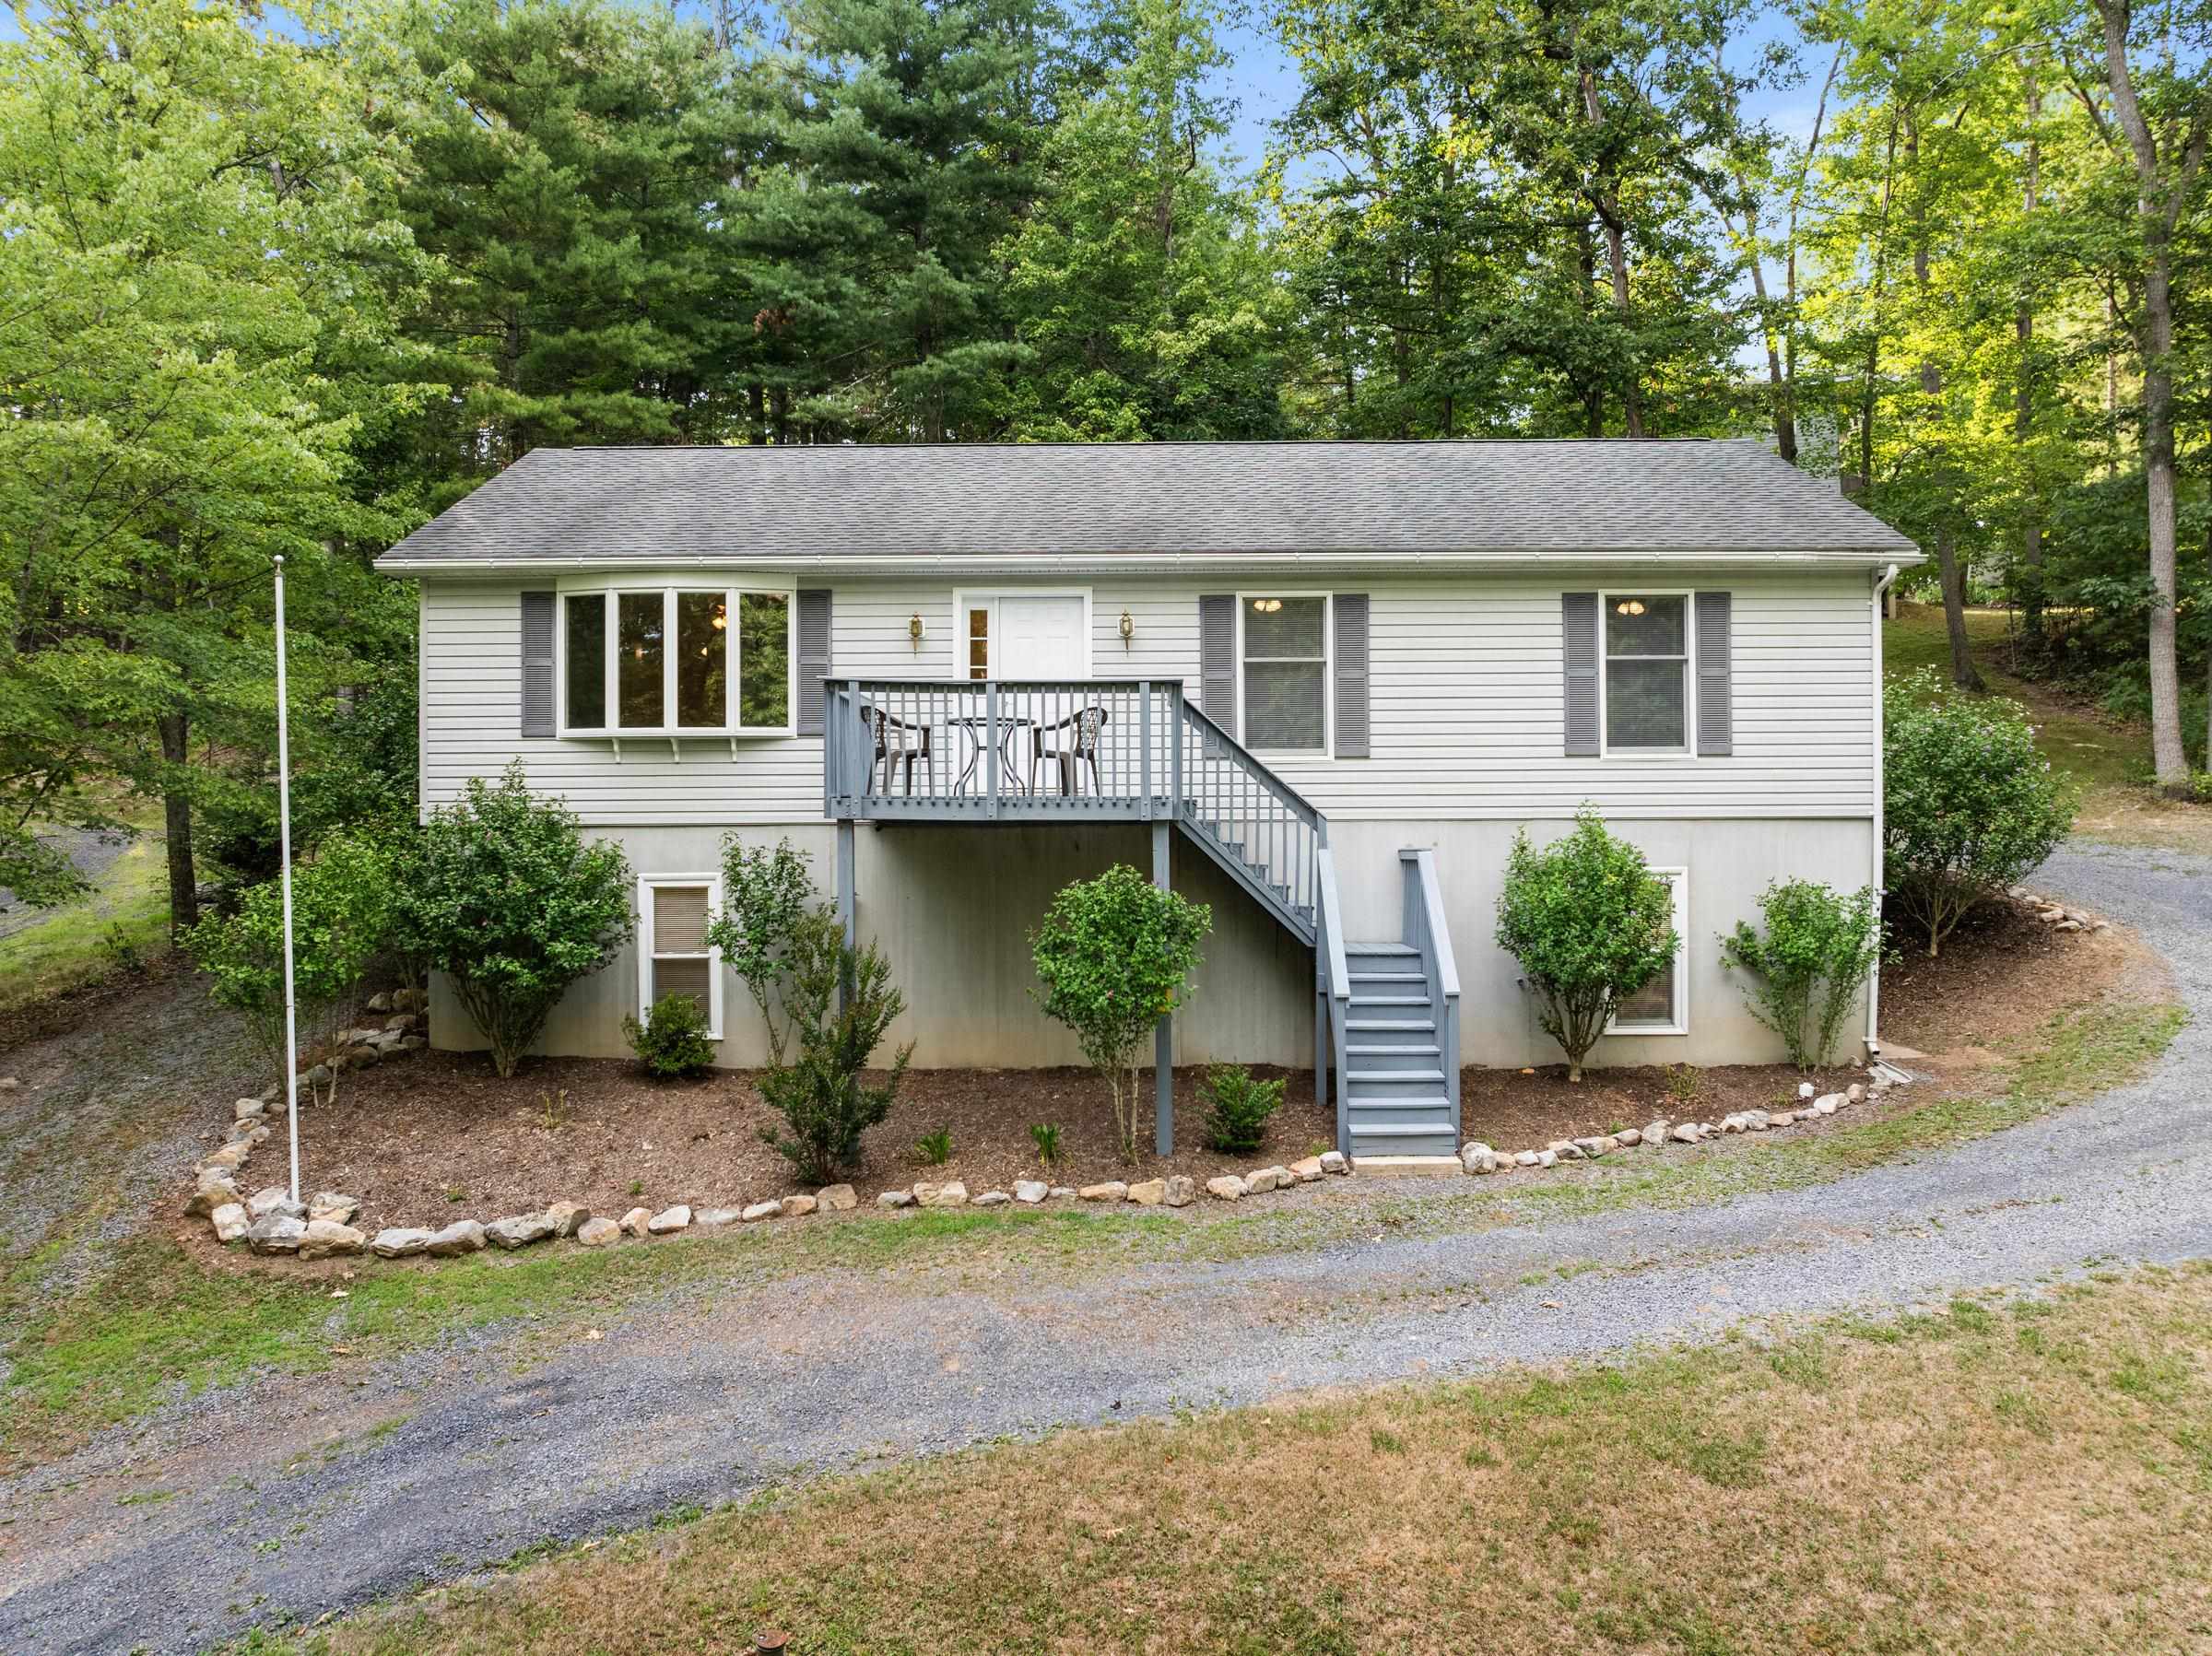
[375,440,1921,569]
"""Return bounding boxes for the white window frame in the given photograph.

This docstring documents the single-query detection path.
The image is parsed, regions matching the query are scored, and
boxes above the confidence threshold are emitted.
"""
[1607,866,1688,1036]
[637,873,724,1039]
[949,588,1095,681]
[1597,589,1697,761]
[1234,591,1333,758]
[554,575,796,738]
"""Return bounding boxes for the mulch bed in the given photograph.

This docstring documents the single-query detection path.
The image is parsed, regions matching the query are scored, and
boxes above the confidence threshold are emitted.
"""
[211,893,2149,1237]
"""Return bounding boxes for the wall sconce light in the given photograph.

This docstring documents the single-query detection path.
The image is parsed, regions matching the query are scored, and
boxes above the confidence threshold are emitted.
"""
[1118,609,1135,650]
[908,613,925,648]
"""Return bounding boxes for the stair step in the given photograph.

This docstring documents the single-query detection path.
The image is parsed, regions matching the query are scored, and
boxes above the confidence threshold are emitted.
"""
[1347,1069,1447,1088]
[1347,1043,1441,1059]
[1347,1122,1457,1138]
[1346,1098,1454,1116]
[1345,942,1418,957]
[1348,993,1430,1009]
[1349,969,1426,982]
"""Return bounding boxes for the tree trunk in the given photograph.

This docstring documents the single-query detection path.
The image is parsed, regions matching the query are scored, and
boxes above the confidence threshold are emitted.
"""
[158,711,198,939]
[1580,68,1643,437]
[2095,0,2200,791]
[2018,63,2045,649]
[1935,531,1984,691]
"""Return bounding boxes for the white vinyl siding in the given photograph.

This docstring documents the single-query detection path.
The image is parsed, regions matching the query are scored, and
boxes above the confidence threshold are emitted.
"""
[418,568,1874,825]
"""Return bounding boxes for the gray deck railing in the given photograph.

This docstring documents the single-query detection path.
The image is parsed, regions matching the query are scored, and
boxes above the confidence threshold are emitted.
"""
[826,678,1185,821]
[1174,699,1324,926]
[1314,843,1353,1154]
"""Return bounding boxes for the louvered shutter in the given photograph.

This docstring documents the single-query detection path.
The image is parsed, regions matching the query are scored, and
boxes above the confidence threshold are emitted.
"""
[796,589,831,736]
[1561,592,1599,757]
[1333,593,1371,758]
[1199,593,1235,729]
[519,591,556,737]
[1695,591,1733,757]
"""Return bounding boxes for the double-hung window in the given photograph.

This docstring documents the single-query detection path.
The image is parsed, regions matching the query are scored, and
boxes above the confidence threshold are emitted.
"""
[1609,868,1688,1035]
[1239,594,1330,752]
[1602,593,1691,754]
[638,875,723,1039]
[561,586,793,735]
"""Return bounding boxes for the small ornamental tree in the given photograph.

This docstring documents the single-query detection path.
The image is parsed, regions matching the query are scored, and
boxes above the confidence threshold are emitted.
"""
[392,763,633,1077]
[1884,670,2077,957]
[185,830,395,1103]
[756,910,913,1184]
[1494,809,1677,1082]
[1031,864,1211,1160]
[1721,879,1882,1070]
[703,835,814,1063]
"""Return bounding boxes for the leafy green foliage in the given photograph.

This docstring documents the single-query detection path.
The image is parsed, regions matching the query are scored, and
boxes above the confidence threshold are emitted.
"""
[1199,1064,1283,1154]
[1032,864,1211,1160]
[1721,880,1883,1069]
[182,833,396,1101]
[915,1128,954,1167]
[391,765,633,1078]
[1883,671,2078,957]
[703,837,815,1065]
[622,993,718,1080]
[1029,1122,1063,1168]
[1494,809,1677,1082]
[756,912,914,1186]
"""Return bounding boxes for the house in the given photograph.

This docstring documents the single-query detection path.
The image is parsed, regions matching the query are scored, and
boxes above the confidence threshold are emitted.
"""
[376,439,1921,1163]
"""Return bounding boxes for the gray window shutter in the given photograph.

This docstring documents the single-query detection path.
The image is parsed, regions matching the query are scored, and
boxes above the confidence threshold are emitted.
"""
[519,590,556,738]
[1333,593,1371,758]
[1561,591,1599,757]
[796,588,832,736]
[1199,593,1235,727]
[1696,591,1733,757]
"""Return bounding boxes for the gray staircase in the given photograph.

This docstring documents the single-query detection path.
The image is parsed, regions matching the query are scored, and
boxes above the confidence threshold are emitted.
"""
[1336,940,1458,1157]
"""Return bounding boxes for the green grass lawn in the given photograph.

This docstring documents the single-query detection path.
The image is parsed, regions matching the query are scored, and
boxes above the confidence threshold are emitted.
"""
[0,820,172,1014]
[229,1262,2212,1656]
[1885,603,2208,851]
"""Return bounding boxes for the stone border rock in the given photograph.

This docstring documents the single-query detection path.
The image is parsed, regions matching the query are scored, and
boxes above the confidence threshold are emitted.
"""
[2008,886,2111,936]
[186,1095,1357,1264]
[1452,1067,1904,1177]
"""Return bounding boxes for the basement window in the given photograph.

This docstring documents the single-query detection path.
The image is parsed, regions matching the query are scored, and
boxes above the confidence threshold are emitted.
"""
[1608,868,1688,1036]
[639,875,723,1039]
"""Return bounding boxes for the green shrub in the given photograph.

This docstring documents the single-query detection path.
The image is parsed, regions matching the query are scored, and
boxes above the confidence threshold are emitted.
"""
[915,1127,953,1166]
[1199,1064,1283,1153]
[703,835,814,1063]
[1721,879,1882,1069]
[1493,808,1677,1082]
[1029,1122,1062,1169]
[622,992,717,1078]
[390,763,633,1078]
[755,910,913,1185]
[184,829,396,1102]
[1031,864,1211,1161]
[1884,670,2077,957]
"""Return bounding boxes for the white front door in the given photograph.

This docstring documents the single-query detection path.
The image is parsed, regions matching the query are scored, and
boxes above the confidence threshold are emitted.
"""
[993,594,1087,680]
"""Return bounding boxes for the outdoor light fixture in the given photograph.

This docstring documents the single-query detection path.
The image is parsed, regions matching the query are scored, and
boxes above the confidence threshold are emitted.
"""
[1118,609,1135,648]
[909,612,925,647]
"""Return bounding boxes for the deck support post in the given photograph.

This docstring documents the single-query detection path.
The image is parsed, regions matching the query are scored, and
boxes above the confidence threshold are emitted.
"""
[836,818,856,1011]
[1152,819,1173,1158]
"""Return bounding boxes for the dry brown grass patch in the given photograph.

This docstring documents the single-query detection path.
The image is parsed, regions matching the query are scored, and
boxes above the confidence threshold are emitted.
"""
[284,1266,2212,1656]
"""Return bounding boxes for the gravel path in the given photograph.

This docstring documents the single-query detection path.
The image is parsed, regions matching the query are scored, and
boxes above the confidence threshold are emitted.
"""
[2,840,2206,1655]
[0,826,137,939]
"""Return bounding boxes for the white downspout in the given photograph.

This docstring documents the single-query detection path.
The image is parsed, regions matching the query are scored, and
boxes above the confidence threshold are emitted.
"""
[1865,561,1900,1058]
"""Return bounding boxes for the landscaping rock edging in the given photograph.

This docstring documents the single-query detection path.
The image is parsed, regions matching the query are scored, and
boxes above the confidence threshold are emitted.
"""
[183,1091,1355,1265]
[1454,1068,1905,1179]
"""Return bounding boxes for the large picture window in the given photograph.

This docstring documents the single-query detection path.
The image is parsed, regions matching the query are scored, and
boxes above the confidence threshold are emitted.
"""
[561,586,794,735]
[1609,868,1688,1035]
[1240,594,1329,752]
[1603,593,1691,753]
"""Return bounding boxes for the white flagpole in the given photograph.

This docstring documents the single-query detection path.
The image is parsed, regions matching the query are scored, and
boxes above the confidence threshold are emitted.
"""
[274,556,302,1205]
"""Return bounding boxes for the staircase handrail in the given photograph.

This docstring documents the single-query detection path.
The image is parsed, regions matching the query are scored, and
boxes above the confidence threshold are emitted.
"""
[1399,847,1461,1126]
[1315,843,1353,1157]
[1177,699,1324,827]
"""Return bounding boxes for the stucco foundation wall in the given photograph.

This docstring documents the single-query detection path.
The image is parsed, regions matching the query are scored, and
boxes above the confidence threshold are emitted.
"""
[430,816,1875,1073]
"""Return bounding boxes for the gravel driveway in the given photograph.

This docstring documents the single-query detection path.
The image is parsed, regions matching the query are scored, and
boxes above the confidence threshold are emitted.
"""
[2,840,2206,1655]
